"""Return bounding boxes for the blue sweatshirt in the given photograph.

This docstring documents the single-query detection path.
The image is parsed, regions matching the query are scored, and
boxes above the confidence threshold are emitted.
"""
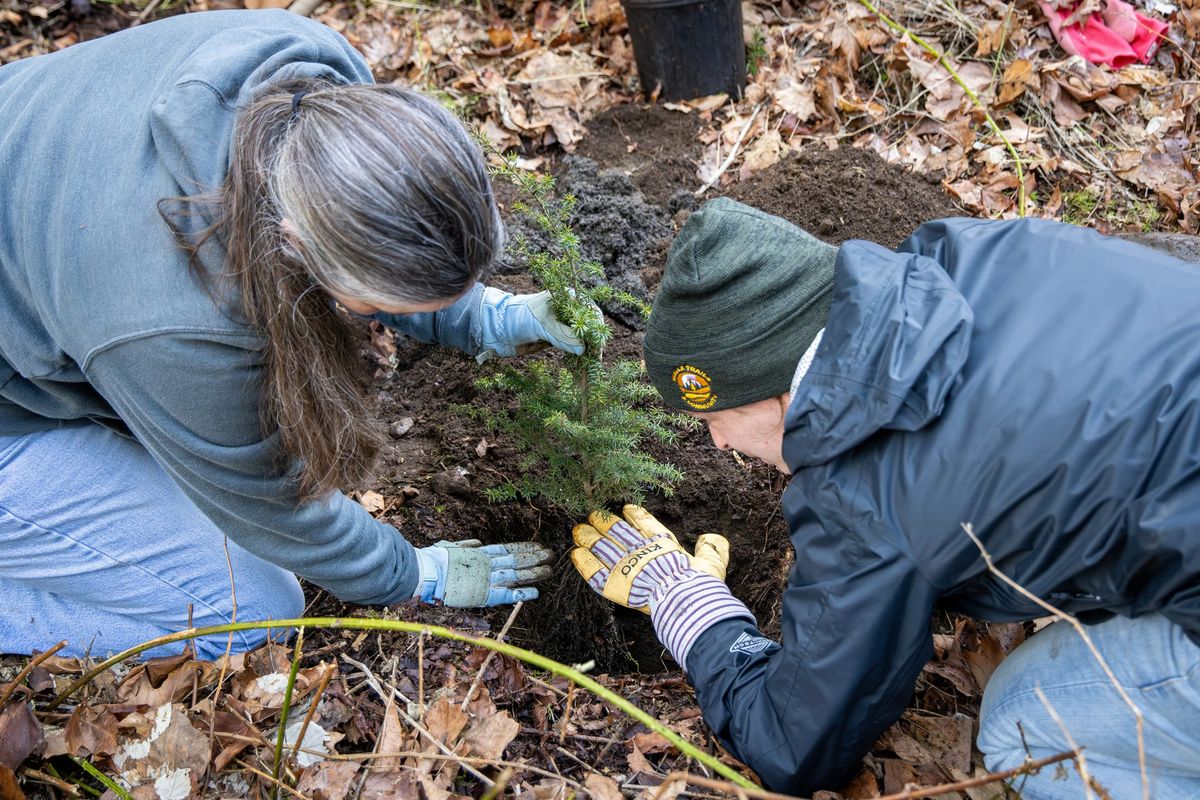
[0,10,488,605]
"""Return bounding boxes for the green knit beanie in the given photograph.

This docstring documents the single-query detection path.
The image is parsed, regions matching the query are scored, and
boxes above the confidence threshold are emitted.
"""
[644,198,836,412]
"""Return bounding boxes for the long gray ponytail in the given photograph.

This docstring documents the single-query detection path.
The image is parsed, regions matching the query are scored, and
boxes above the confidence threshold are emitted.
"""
[162,81,503,500]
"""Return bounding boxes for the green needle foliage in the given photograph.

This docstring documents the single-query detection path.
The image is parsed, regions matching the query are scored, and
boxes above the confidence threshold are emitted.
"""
[465,153,687,516]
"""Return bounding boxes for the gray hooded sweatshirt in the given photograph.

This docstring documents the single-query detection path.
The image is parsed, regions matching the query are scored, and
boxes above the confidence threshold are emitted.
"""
[0,10,487,605]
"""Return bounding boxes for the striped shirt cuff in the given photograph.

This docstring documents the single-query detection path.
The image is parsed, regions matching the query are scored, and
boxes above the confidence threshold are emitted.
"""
[650,572,754,672]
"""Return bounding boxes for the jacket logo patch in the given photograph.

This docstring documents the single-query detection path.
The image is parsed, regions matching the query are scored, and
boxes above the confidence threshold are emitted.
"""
[729,632,775,655]
[672,366,716,410]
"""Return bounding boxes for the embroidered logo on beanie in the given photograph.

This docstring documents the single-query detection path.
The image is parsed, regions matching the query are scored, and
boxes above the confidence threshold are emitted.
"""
[672,365,716,410]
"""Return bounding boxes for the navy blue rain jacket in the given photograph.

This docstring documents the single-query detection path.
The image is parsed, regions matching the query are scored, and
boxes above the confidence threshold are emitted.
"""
[683,218,1200,795]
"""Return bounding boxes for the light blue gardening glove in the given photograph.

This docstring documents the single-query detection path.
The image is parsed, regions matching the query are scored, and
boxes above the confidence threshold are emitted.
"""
[413,540,554,607]
[476,288,586,363]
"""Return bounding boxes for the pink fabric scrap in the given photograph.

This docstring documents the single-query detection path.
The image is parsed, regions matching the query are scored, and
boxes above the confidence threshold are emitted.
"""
[1039,0,1169,68]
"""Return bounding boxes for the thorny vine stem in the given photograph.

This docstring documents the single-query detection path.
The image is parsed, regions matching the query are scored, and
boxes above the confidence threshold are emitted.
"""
[271,628,305,799]
[962,522,1148,800]
[45,616,757,790]
[855,0,1028,217]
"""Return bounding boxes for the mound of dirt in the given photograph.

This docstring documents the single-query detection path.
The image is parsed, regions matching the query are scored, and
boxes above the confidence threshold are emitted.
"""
[724,146,962,248]
[576,104,706,207]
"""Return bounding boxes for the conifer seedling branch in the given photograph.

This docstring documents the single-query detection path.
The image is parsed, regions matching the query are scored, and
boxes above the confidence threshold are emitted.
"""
[463,149,688,515]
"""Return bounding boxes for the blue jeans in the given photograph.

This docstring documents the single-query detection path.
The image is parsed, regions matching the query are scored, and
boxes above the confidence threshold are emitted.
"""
[979,613,1200,799]
[0,425,304,660]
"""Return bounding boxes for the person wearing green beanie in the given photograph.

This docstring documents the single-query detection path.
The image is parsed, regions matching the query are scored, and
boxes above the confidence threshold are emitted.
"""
[642,197,836,470]
[570,200,1200,798]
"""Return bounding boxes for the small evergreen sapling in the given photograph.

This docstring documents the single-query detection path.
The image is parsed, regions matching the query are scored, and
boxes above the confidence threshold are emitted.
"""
[466,156,686,516]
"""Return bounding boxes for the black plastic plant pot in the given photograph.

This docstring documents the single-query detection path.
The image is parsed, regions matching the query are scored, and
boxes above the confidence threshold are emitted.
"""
[621,0,747,102]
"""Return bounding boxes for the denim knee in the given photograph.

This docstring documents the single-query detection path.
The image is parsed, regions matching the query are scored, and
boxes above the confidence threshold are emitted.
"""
[191,570,305,660]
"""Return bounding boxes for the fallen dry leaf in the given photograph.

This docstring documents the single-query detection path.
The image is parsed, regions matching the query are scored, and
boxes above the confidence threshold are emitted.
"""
[118,659,215,708]
[975,18,1012,56]
[295,760,360,800]
[360,768,420,800]
[463,710,519,759]
[112,704,208,796]
[998,59,1037,105]
[626,743,652,774]
[910,715,973,774]
[375,698,406,769]
[584,772,623,800]
[628,730,673,754]
[840,766,881,798]
[65,705,119,759]
[775,74,817,122]
[0,702,42,770]
[638,779,683,800]
[357,490,389,516]
[831,19,862,71]
[423,696,469,745]
[0,767,23,800]
[211,710,261,772]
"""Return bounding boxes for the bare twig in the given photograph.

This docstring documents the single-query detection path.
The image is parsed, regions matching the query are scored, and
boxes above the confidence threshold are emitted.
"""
[695,103,765,197]
[480,767,514,800]
[962,522,1147,800]
[417,629,426,721]
[520,726,618,745]
[554,744,613,780]
[877,749,1078,799]
[287,0,326,17]
[236,760,313,800]
[19,767,81,796]
[559,682,576,744]
[129,0,164,27]
[291,662,334,760]
[461,601,523,712]
[0,640,66,708]
[655,749,1079,800]
[296,746,586,790]
[1034,686,1095,800]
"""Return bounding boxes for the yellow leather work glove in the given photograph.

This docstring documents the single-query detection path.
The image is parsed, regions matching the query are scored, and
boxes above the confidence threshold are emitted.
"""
[570,504,731,614]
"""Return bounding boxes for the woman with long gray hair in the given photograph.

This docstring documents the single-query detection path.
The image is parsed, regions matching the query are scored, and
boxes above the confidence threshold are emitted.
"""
[0,9,568,659]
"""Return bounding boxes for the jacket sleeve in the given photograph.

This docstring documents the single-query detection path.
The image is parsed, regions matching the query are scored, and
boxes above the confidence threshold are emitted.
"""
[682,507,939,796]
[84,331,420,606]
[372,282,486,354]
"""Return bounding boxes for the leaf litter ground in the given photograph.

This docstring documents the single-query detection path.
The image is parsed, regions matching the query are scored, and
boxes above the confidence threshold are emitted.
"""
[3,0,1199,797]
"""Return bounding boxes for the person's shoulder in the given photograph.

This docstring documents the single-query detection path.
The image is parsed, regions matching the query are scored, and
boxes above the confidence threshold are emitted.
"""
[142,8,339,39]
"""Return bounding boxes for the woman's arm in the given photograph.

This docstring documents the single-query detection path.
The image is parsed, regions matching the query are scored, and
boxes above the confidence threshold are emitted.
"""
[373,282,486,354]
[85,330,420,606]
[374,283,584,360]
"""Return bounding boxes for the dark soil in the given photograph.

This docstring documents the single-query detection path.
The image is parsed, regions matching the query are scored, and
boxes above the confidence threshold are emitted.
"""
[311,106,963,675]
[576,104,707,207]
[723,146,963,248]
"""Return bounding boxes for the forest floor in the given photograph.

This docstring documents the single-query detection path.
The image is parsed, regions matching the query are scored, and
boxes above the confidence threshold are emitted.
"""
[2,0,1197,798]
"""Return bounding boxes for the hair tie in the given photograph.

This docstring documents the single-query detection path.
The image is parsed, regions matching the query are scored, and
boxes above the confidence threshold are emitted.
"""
[290,91,308,123]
